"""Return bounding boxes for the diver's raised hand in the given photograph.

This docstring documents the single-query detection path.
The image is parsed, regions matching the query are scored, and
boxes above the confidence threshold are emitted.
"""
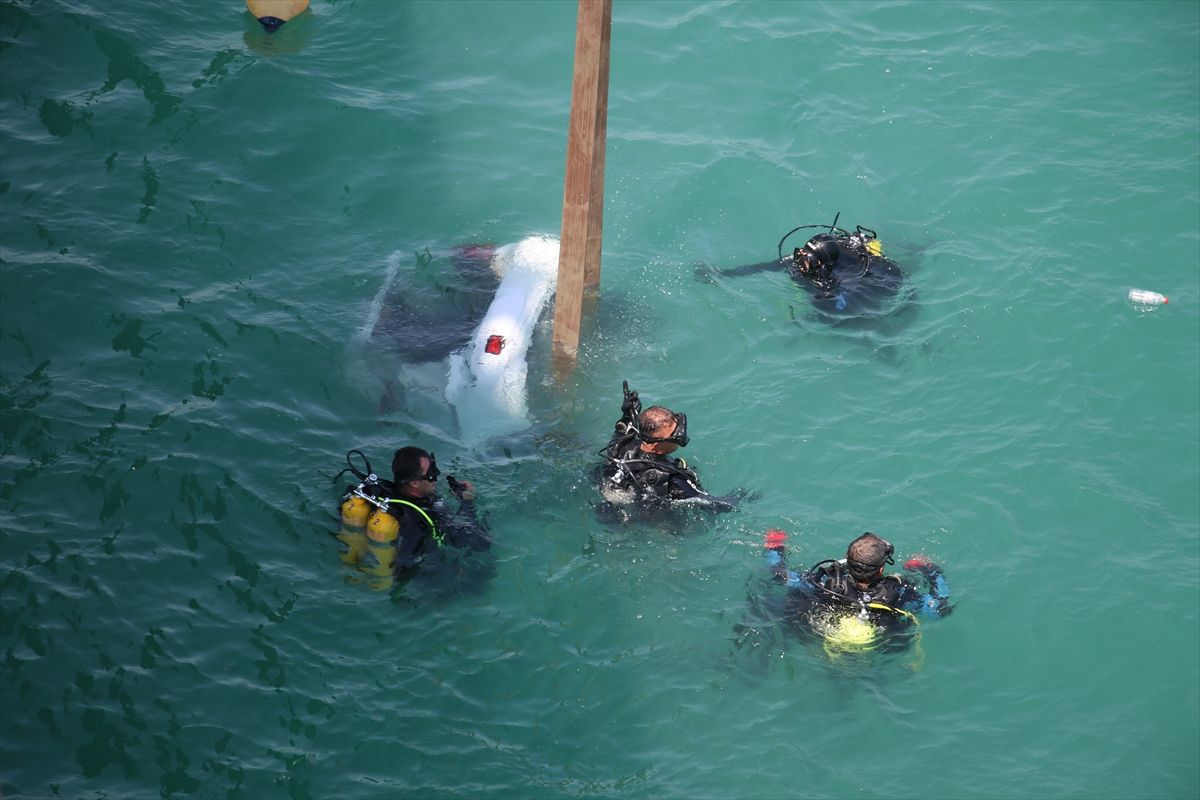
[620,380,642,422]
[764,529,787,551]
[903,555,938,576]
[447,475,476,502]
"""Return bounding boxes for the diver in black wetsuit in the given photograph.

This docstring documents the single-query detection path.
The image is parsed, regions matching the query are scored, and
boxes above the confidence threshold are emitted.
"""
[708,215,910,320]
[386,447,491,579]
[336,447,492,591]
[762,530,950,655]
[595,381,752,521]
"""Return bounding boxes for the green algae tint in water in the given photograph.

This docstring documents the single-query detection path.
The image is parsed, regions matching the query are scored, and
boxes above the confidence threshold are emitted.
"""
[1,1,1198,799]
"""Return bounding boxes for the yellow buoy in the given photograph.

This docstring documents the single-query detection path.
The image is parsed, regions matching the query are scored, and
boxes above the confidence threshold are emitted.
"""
[247,0,311,32]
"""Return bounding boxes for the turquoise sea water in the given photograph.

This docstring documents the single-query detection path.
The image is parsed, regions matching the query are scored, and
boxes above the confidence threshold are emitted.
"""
[2,1,1198,798]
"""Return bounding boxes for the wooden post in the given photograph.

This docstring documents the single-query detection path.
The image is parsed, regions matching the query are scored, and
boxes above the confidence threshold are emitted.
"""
[553,0,612,360]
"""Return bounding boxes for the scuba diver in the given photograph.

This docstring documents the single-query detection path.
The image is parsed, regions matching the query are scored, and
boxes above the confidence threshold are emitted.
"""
[336,447,492,591]
[707,213,911,322]
[762,530,950,659]
[595,381,753,522]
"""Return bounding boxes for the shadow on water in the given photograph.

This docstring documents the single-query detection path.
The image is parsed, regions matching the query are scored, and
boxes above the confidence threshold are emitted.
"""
[30,13,185,132]
[242,9,315,57]
[29,4,314,139]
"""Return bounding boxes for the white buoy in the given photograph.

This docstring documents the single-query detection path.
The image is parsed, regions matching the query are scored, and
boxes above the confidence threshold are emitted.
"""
[446,235,560,444]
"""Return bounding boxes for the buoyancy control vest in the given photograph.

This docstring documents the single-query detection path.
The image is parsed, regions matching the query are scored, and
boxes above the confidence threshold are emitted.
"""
[806,560,912,626]
[601,430,703,500]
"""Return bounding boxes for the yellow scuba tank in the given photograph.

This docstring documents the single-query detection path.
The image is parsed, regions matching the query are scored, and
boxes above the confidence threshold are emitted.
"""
[821,613,879,659]
[865,239,884,257]
[336,495,371,566]
[819,602,924,670]
[360,507,401,591]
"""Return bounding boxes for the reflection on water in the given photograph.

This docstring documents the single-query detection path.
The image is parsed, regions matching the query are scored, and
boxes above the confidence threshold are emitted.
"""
[242,10,314,58]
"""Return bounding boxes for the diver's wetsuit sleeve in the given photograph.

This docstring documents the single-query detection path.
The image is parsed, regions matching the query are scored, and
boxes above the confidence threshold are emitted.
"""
[667,470,707,501]
[667,471,750,513]
[765,548,815,591]
[897,565,950,618]
[718,259,787,278]
[447,500,491,552]
[665,463,722,506]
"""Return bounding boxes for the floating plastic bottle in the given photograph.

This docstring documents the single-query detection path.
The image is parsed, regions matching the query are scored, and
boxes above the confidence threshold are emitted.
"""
[1128,289,1168,305]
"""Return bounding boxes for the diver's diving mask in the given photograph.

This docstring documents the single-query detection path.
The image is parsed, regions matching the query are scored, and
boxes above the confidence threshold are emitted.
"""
[846,536,894,582]
[408,452,441,483]
[641,412,689,448]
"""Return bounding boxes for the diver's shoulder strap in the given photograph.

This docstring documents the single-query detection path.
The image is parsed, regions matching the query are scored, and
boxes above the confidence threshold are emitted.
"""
[600,428,638,459]
[867,600,919,625]
[384,499,443,546]
[806,559,841,580]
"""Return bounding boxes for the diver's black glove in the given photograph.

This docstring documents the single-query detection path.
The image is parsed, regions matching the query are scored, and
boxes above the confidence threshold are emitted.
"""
[620,380,642,423]
[693,262,721,284]
[704,487,758,512]
[727,487,759,505]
